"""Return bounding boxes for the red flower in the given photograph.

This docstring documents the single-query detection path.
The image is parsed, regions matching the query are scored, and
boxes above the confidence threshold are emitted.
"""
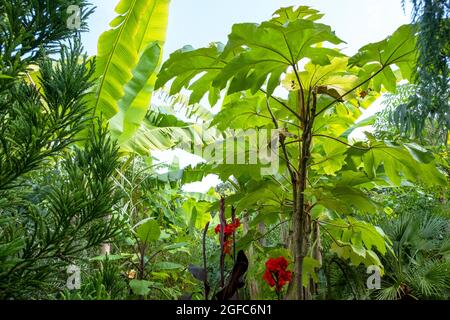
[223,239,232,254]
[263,269,276,287]
[215,218,241,236]
[224,224,234,236]
[262,256,292,292]
[214,218,241,255]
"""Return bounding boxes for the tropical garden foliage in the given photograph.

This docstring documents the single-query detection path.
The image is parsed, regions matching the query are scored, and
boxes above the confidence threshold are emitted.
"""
[0,0,448,301]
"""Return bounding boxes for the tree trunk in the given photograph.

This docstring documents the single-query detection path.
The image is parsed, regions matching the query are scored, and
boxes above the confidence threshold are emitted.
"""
[243,212,264,299]
[280,217,291,249]
[219,197,226,288]
[291,135,312,300]
[287,88,317,300]
[310,221,322,296]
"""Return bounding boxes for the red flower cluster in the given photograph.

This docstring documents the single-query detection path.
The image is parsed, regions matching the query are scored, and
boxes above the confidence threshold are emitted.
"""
[262,256,292,292]
[214,218,241,254]
[214,218,241,236]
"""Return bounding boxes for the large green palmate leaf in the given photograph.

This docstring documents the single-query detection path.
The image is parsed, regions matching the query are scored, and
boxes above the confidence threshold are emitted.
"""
[271,6,325,24]
[322,216,391,272]
[135,219,160,243]
[211,95,272,131]
[155,43,227,106]
[357,138,446,187]
[155,9,344,102]
[94,0,170,143]
[283,57,358,96]
[232,180,286,217]
[313,185,379,214]
[210,91,291,131]
[214,19,344,96]
[349,24,417,93]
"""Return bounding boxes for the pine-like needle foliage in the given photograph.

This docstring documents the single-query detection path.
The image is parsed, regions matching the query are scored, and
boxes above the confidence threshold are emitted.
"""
[0,0,93,82]
[0,40,125,298]
[0,1,125,299]
[393,0,450,141]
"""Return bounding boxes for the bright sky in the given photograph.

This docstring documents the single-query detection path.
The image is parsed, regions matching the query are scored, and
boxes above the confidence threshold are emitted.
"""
[83,0,412,58]
[81,0,412,192]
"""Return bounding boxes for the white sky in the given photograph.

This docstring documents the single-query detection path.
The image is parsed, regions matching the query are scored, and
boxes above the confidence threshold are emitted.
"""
[81,1,412,192]
[83,0,412,58]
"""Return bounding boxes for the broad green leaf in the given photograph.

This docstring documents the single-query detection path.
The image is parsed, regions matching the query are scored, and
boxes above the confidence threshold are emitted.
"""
[235,229,263,251]
[181,162,263,185]
[325,217,389,271]
[383,155,402,186]
[310,204,329,220]
[311,138,349,176]
[235,180,284,214]
[94,0,170,138]
[336,170,388,189]
[349,24,417,93]
[266,248,292,260]
[152,262,184,271]
[302,257,320,287]
[357,139,446,187]
[151,272,171,281]
[214,19,344,96]
[110,42,162,143]
[271,6,324,24]
[159,242,188,251]
[129,279,151,296]
[404,142,434,163]
[363,149,376,179]
[347,216,388,254]
[292,57,358,95]
[350,232,366,257]
[182,199,211,230]
[136,219,160,243]
[155,43,227,105]
[315,185,378,213]
[157,9,344,102]
[417,161,448,187]
[210,94,273,131]
[340,114,377,139]
[313,99,362,137]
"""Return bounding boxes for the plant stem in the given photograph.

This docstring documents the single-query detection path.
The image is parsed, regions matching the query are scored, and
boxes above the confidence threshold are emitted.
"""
[291,87,317,300]
[202,221,210,300]
[219,197,226,288]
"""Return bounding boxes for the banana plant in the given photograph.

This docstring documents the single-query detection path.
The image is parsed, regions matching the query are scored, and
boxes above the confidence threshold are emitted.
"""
[93,0,172,151]
[155,5,447,300]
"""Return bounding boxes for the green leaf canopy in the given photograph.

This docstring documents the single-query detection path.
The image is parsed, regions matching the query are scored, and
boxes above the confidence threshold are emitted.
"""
[94,0,170,145]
